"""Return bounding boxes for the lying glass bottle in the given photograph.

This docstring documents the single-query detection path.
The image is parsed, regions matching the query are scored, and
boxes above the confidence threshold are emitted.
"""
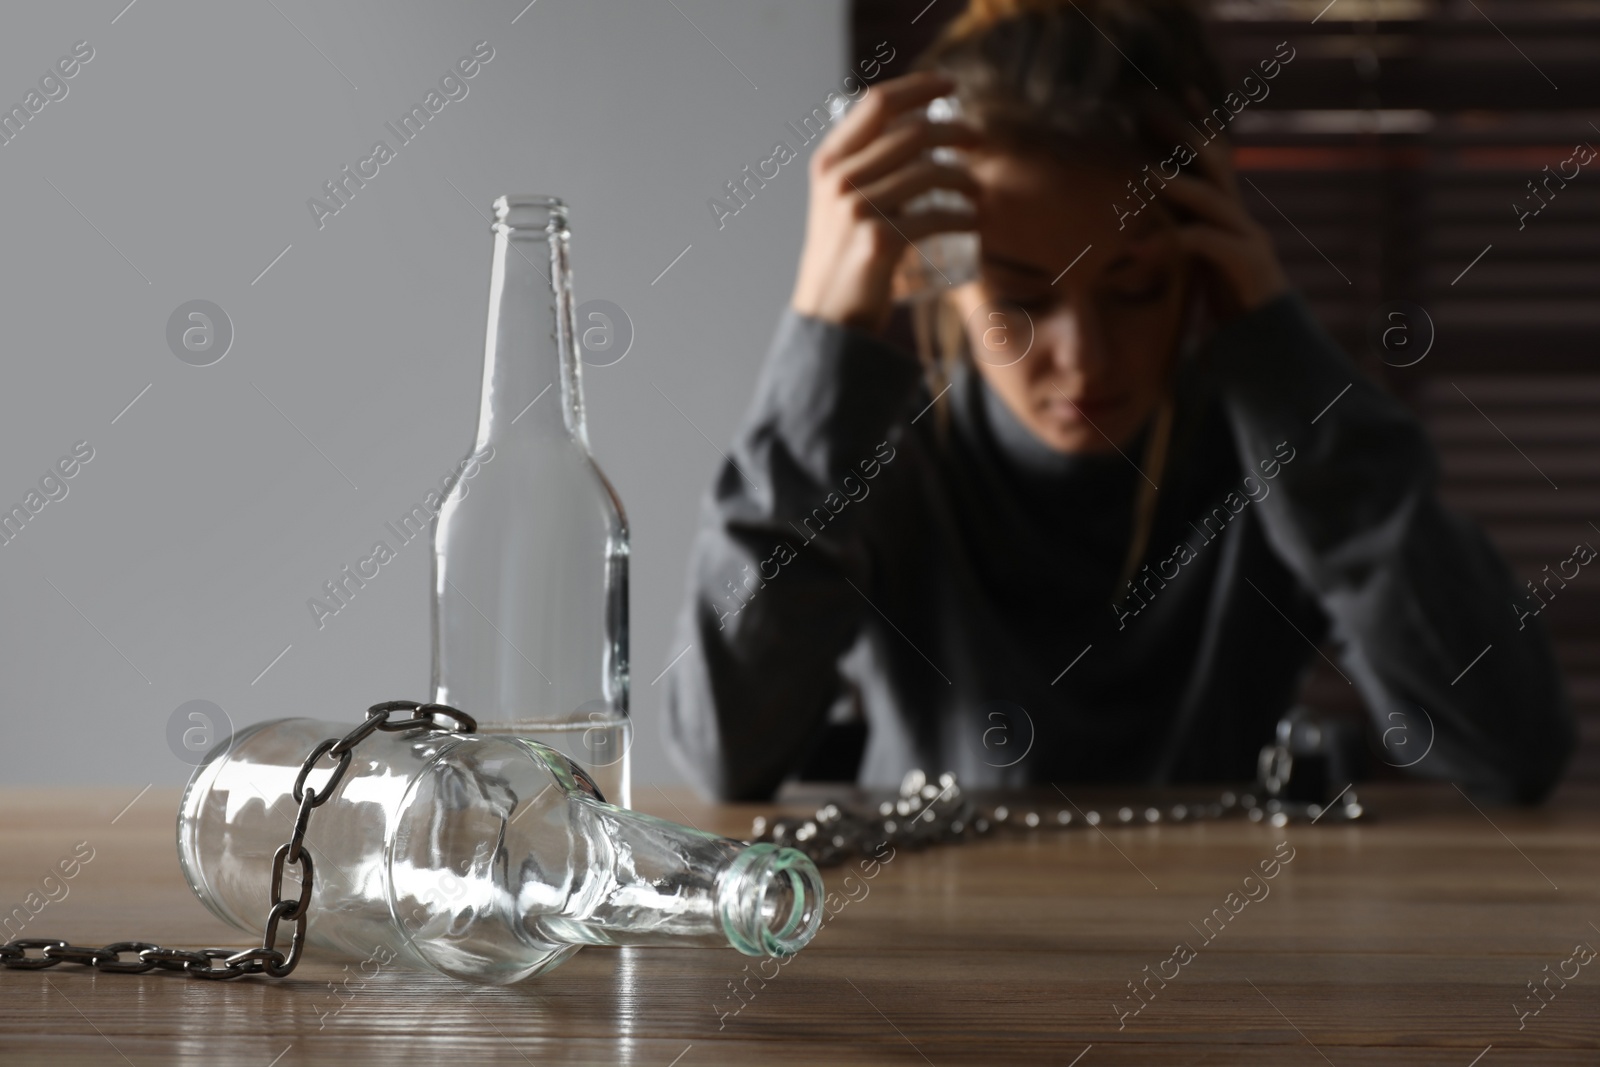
[177,718,823,984]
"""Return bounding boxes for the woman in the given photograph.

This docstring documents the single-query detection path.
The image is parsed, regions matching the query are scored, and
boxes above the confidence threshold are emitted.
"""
[663,0,1573,802]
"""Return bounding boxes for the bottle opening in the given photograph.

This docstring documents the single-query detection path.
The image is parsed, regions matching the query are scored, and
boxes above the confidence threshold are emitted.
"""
[493,194,567,234]
[717,843,825,958]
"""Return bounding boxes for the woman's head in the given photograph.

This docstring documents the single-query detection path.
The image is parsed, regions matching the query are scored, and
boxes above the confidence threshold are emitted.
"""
[916,0,1226,454]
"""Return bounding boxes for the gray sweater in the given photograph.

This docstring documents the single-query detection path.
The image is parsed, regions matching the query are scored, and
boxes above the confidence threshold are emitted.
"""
[663,294,1574,802]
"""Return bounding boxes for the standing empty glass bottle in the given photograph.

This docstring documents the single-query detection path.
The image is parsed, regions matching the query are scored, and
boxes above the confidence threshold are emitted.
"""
[433,195,631,806]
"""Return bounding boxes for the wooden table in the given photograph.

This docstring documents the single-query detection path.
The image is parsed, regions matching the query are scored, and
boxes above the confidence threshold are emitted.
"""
[2,783,1597,1065]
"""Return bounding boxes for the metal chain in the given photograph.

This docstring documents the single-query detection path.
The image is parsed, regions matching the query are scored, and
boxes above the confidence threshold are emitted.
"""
[750,769,1365,867]
[0,700,475,981]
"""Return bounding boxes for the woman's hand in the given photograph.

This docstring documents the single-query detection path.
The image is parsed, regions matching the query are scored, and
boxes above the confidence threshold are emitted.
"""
[790,71,981,335]
[1156,129,1289,320]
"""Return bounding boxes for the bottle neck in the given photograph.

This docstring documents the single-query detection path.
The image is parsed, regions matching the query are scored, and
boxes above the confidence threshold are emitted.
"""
[476,205,587,446]
[540,800,823,957]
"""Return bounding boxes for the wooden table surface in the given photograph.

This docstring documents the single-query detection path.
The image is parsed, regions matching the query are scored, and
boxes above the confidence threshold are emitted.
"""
[1,782,1597,1066]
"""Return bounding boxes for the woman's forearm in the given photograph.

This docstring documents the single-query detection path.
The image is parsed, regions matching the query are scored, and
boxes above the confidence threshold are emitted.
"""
[1211,294,1574,799]
[662,311,924,800]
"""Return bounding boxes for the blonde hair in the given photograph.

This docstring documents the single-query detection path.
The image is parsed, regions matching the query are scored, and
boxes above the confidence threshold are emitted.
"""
[944,0,1087,36]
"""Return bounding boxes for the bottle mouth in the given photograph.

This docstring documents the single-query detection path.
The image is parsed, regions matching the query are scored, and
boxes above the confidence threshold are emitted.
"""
[493,194,567,234]
[717,844,825,958]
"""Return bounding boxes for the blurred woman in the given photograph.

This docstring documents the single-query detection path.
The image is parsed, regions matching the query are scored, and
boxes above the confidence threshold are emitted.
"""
[664,0,1572,801]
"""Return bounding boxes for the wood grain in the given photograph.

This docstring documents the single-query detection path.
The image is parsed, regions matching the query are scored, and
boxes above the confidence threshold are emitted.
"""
[1,783,1597,1066]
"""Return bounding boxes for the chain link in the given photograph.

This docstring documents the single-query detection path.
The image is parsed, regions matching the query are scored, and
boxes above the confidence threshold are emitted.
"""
[750,769,1366,867]
[1,700,475,981]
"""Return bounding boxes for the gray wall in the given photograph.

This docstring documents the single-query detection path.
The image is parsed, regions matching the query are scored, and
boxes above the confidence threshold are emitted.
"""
[0,0,845,788]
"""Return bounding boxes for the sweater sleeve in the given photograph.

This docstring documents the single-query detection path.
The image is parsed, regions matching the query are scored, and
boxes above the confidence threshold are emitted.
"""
[662,310,925,801]
[1208,293,1575,802]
